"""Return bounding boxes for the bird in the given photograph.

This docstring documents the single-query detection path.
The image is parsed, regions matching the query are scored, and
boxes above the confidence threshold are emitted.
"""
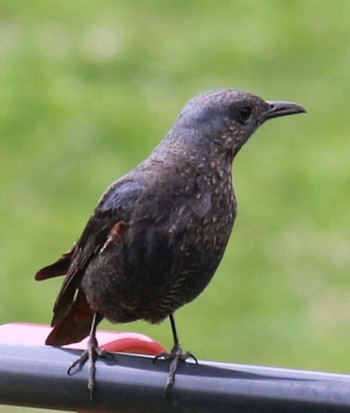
[35,88,305,396]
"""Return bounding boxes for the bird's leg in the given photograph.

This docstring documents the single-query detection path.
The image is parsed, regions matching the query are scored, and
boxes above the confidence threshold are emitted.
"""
[154,313,198,393]
[67,312,106,399]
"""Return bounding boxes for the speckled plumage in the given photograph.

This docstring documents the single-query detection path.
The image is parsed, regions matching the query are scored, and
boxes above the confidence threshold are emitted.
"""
[35,88,305,392]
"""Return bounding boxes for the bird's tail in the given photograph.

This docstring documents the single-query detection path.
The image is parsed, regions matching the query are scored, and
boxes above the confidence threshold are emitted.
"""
[46,290,103,346]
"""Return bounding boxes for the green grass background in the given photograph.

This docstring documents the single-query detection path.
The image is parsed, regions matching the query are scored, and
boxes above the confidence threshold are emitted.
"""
[1,1,350,411]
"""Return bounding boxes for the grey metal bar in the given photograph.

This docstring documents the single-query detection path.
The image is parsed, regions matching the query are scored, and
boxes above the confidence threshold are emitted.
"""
[1,343,350,412]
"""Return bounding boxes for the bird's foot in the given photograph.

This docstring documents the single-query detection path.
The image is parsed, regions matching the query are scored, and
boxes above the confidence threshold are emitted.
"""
[67,334,108,399]
[154,342,198,394]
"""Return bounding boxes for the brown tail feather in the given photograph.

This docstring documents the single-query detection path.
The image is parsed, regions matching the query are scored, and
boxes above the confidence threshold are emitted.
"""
[35,249,74,281]
[46,290,103,346]
[46,311,94,346]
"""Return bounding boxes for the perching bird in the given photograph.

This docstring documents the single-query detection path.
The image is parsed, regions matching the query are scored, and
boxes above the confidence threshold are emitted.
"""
[35,88,305,395]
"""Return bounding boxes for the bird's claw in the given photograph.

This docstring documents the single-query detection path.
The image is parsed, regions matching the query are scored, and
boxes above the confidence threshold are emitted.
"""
[154,342,198,394]
[67,351,89,376]
[67,335,108,399]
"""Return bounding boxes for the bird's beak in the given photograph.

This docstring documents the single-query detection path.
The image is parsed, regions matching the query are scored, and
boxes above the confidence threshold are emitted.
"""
[264,100,306,121]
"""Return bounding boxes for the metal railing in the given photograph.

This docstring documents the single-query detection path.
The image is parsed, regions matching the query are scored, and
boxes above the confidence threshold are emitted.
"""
[1,343,350,412]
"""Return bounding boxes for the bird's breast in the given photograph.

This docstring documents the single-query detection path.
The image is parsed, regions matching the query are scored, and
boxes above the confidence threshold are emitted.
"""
[82,164,237,324]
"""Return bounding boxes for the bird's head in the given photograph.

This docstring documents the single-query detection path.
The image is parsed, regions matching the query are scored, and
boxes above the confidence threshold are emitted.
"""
[171,88,305,161]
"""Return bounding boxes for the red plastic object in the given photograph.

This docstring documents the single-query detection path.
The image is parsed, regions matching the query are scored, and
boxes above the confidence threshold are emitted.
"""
[0,323,167,355]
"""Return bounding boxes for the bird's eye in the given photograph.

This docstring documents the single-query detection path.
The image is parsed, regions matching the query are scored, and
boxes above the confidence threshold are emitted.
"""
[237,106,252,124]
[228,105,253,125]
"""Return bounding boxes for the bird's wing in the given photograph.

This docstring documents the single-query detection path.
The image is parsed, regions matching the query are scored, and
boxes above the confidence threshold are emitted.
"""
[36,180,144,328]
[35,248,75,280]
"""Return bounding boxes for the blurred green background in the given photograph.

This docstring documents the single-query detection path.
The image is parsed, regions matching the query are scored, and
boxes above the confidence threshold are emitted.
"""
[1,1,350,411]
